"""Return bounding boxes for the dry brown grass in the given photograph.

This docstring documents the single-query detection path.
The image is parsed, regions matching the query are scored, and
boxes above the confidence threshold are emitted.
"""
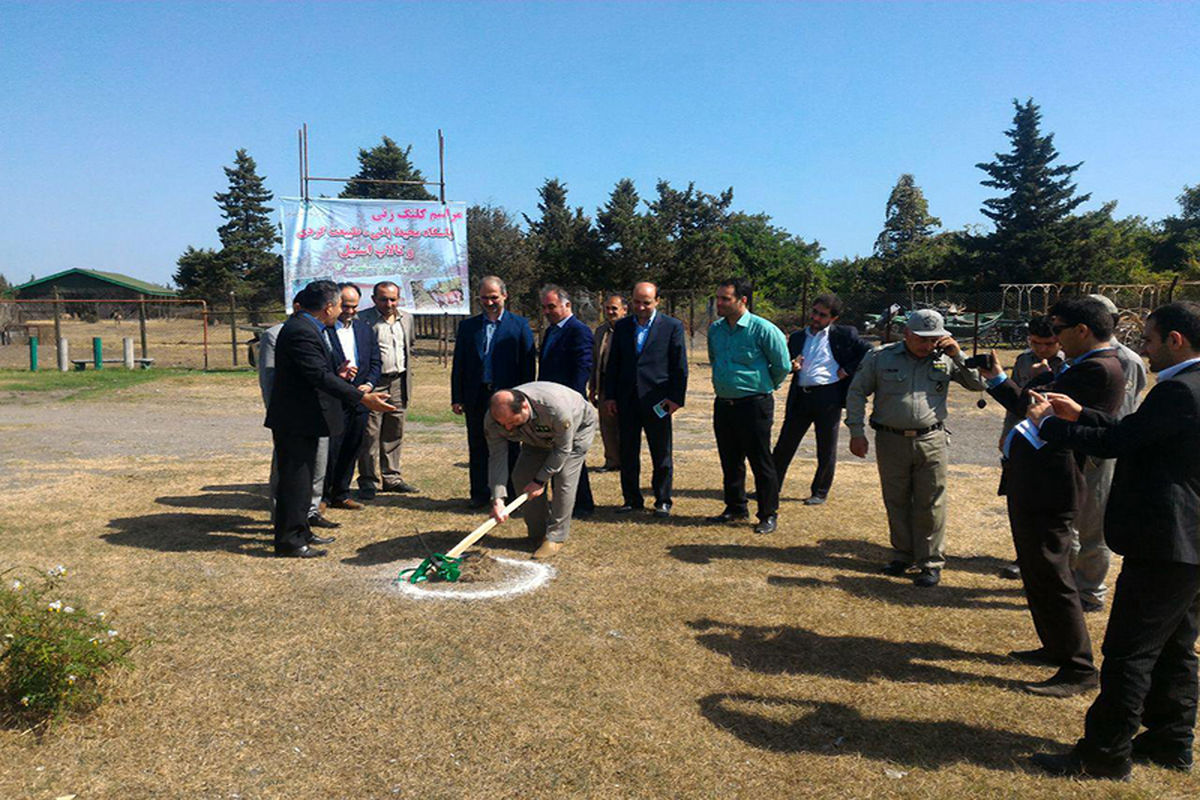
[0,355,1194,799]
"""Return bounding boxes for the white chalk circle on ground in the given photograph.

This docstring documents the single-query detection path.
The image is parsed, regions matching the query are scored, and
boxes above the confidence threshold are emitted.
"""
[387,556,554,600]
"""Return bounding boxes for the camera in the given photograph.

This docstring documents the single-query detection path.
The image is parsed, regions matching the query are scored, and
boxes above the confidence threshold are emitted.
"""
[964,353,995,370]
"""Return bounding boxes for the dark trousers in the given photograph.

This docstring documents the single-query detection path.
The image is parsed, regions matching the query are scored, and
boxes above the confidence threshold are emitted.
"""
[617,401,674,508]
[713,394,778,520]
[1079,559,1200,766]
[1007,498,1094,674]
[465,388,518,503]
[326,407,368,502]
[574,463,595,514]
[272,430,317,553]
[772,383,842,499]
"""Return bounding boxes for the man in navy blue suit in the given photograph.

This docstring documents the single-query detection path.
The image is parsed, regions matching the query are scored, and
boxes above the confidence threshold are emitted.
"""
[537,285,595,516]
[604,281,688,516]
[325,283,382,510]
[451,276,537,508]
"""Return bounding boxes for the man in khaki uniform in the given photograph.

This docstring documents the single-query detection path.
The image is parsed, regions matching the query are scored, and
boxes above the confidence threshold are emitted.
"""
[357,281,416,498]
[589,293,627,471]
[486,382,598,559]
[846,309,986,587]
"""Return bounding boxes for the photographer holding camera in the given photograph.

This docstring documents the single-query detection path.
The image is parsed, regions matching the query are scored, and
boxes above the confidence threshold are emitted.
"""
[845,309,987,587]
[979,297,1125,697]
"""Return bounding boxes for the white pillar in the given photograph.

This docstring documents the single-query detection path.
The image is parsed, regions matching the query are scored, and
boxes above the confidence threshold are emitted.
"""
[122,337,135,369]
[57,338,69,372]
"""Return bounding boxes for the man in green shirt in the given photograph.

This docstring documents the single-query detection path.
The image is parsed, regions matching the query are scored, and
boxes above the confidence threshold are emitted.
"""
[706,277,792,534]
[845,309,986,586]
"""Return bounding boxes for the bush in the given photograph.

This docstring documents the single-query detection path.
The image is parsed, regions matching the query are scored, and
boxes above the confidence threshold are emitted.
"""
[0,565,133,730]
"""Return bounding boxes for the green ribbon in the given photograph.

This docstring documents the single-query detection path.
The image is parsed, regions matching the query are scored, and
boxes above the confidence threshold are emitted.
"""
[397,553,463,584]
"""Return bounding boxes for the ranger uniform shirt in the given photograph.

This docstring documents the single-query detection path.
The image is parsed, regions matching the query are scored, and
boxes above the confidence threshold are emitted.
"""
[484,381,597,499]
[845,341,986,438]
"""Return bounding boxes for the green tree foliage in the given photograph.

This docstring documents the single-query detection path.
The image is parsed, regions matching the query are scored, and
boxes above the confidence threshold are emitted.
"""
[340,136,435,201]
[596,178,650,292]
[874,174,942,260]
[523,178,602,289]
[175,149,280,311]
[1154,184,1200,277]
[466,204,538,312]
[647,181,735,310]
[974,99,1091,283]
[724,212,824,315]
[0,272,11,296]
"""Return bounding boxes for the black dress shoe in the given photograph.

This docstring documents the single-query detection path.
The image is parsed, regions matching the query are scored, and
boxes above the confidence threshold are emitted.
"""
[357,488,377,501]
[615,504,644,514]
[1030,750,1131,781]
[881,560,910,576]
[707,510,749,524]
[307,513,340,529]
[1009,647,1058,666]
[307,534,336,545]
[913,567,941,587]
[1081,599,1104,613]
[1024,669,1099,697]
[653,503,672,518]
[467,498,489,509]
[999,562,1021,580]
[753,515,777,535]
[275,545,326,559]
[1131,737,1194,772]
[382,480,419,493]
[802,496,826,506]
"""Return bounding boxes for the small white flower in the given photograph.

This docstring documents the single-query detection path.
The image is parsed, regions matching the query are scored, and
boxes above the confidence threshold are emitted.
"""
[4,633,13,640]
[47,565,67,577]
[10,580,21,591]
[19,696,30,707]
[96,611,106,621]
[47,600,63,612]
[106,629,118,638]
[63,606,75,614]
[67,674,76,685]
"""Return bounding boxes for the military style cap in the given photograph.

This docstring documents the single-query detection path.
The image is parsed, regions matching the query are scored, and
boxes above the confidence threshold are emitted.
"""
[906,309,948,338]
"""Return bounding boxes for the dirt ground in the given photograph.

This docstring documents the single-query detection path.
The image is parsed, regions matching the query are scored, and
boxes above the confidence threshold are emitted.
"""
[1,352,1194,799]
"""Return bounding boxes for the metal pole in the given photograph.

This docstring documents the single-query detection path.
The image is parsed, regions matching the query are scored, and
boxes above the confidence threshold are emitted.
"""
[229,291,238,367]
[138,293,148,359]
[303,123,310,202]
[201,303,210,371]
[972,275,982,356]
[93,336,103,369]
[53,289,62,353]
[29,336,38,372]
[438,128,446,204]
[298,127,304,198]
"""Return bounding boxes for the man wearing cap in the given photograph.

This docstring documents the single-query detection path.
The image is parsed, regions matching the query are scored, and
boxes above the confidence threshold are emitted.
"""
[1068,295,1148,612]
[485,381,597,559]
[845,309,986,587]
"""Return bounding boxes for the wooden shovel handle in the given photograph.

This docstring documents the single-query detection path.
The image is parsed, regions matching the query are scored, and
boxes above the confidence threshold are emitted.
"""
[444,492,530,558]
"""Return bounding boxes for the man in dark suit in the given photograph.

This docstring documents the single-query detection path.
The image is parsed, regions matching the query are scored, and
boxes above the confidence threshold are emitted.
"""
[538,284,595,516]
[265,281,394,557]
[772,293,871,505]
[1027,301,1200,779]
[325,283,382,510]
[604,281,687,516]
[451,276,537,508]
[981,297,1125,696]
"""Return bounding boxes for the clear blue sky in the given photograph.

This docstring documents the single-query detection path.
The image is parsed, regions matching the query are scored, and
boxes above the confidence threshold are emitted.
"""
[3,1,1197,288]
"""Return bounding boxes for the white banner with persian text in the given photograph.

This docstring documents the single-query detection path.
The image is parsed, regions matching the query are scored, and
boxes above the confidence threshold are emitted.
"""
[280,197,468,314]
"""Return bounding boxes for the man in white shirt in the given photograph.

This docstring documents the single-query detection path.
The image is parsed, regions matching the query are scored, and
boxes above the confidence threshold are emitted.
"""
[356,281,417,498]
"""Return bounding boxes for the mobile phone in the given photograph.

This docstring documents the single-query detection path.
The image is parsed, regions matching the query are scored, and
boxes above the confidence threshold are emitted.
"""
[653,400,669,418]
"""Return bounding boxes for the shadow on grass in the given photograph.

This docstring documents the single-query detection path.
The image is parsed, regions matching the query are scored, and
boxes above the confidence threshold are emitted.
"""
[199,482,268,494]
[697,693,1057,770]
[102,512,273,557]
[765,574,1027,612]
[363,495,477,514]
[155,492,268,511]
[688,618,1018,689]
[342,529,536,566]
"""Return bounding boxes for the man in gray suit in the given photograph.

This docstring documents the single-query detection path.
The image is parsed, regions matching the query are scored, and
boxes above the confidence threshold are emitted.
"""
[486,382,597,560]
[357,281,417,498]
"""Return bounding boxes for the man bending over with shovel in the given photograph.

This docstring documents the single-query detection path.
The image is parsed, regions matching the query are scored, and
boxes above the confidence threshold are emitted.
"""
[486,382,598,559]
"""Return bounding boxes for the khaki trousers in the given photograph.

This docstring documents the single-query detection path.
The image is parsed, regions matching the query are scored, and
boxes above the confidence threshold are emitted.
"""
[875,429,947,569]
[598,401,621,469]
[357,373,407,490]
[511,415,595,543]
[1070,455,1115,606]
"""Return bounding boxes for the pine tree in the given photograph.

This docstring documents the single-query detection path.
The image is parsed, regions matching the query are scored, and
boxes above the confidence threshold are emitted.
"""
[214,149,280,307]
[466,204,537,311]
[173,246,231,302]
[596,178,649,292]
[523,178,602,289]
[974,99,1091,283]
[340,136,435,200]
[1154,184,1200,277]
[874,174,942,259]
[647,181,734,309]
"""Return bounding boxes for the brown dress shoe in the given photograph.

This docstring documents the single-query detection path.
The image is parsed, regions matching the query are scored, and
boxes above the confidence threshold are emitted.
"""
[532,540,563,559]
[330,498,364,510]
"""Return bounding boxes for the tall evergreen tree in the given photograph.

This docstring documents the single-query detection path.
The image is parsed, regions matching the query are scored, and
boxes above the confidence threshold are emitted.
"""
[523,178,602,289]
[466,204,537,312]
[173,246,231,303]
[340,136,435,200]
[974,99,1091,283]
[596,178,649,291]
[646,181,735,310]
[214,148,281,307]
[874,174,942,259]
[1154,184,1200,277]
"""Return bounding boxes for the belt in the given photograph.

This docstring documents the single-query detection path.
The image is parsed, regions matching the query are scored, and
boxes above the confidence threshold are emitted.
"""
[715,392,769,406]
[795,382,838,394]
[379,371,404,381]
[870,421,944,437]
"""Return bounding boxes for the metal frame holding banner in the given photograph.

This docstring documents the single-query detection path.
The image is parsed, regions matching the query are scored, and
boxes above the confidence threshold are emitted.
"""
[283,125,468,315]
[280,197,468,315]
